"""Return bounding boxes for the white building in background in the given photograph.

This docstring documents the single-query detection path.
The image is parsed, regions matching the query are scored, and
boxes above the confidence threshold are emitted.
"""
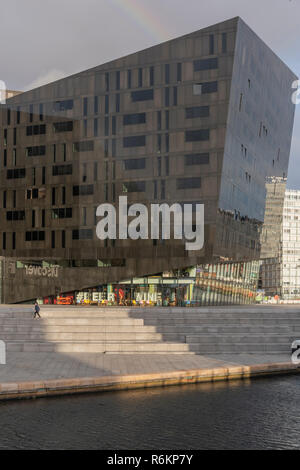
[281,189,300,299]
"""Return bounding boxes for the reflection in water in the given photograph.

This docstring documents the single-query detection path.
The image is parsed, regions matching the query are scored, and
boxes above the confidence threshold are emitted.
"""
[0,375,299,450]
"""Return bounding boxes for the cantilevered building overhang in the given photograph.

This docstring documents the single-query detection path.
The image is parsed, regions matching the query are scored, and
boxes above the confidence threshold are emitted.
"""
[0,17,296,303]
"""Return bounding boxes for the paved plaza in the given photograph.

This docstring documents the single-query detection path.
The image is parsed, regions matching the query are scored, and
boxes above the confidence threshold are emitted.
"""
[0,351,292,383]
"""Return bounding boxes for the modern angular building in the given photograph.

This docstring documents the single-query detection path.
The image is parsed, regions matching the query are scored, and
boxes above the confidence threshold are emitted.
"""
[0,17,296,305]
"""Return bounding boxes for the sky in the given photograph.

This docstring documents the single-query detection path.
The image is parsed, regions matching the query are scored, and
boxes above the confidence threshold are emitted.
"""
[1,0,300,187]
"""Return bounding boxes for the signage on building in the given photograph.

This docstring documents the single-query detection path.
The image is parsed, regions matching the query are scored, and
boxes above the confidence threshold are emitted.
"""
[25,265,59,278]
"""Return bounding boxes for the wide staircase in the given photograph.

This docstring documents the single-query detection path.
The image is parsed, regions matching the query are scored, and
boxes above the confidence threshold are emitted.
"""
[0,305,299,354]
[131,306,300,354]
[0,306,191,354]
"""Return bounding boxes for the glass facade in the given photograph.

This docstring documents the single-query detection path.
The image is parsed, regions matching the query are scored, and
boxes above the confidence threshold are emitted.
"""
[0,18,296,305]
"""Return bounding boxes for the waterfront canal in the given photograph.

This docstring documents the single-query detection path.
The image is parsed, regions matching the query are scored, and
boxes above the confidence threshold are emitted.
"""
[0,375,299,450]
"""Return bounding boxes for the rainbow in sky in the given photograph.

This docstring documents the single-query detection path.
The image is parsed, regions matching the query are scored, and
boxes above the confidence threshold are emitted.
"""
[110,0,171,42]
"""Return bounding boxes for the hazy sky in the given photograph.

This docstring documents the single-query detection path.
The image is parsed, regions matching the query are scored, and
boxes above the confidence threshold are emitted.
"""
[1,0,300,187]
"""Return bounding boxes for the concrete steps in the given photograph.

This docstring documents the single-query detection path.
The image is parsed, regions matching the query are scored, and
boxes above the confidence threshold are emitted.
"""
[0,305,299,354]
[5,341,192,354]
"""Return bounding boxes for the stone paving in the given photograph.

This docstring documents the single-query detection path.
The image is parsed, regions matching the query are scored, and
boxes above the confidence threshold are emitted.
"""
[0,351,292,383]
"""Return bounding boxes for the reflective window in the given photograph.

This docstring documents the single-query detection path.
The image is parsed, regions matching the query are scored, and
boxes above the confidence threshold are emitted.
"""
[123,135,146,147]
[123,113,146,125]
[185,129,209,142]
[131,89,153,102]
[185,106,209,119]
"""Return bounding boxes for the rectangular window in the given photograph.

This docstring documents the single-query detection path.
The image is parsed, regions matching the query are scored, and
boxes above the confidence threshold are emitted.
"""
[153,181,157,200]
[122,181,145,193]
[105,72,110,92]
[105,95,109,114]
[62,230,66,248]
[32,209,35,228]
[177,63,182,82]
[177,177,201,189]
[222,32,227,53]
[26,231,45,242]
[52,188,56,205]
[123,135,146,147]
[123,113,146,125]
[62,186,66,205]
[138,68,143,87]
[165,133,169,153]
[165,111,169,130]
[185,106,210,119]
[116,93,120,113]
[13,190,16,208]
[7,168,26,179]
[185,153,209,165]
[42,209,45,228]
[13,128,17,145]
[53,121,73,132]
[165,64,170,84]
[94,118,98,136]
[26,124,46,136]
[6,211,25,221]
[73,185,94,196]
[42,166,46,185]
[26,145,46,157]
[52,164,72,176]
[112,116,116,135]
[2,233,6,250]
[63,143,67,161]
[194,58,218,72]
[157,134,162,153]
[29,104,33,122]
[13,149,17,166]
[185,129,210,142]
[193,81,218,94]
[3,191,6,209]
[12,232,16,250]
[17,107,20,124]
[39,103,44,121]
[53,144,56,162]
[127,70,132,89]
[112,139,116,157]
[131,89,153,102]
[116,71,120,90]
[52,208,72,219]
[4,149,7,167]
[53,99,73,112]
[123,158,146,170]
[150,66,154,86]
[94,96,99,114]
[72,229,93,240]
[173,86,178,106]
[165,88,169,107]
[83,97,88,116]
[73,141,94,152]
[51,231,55,248]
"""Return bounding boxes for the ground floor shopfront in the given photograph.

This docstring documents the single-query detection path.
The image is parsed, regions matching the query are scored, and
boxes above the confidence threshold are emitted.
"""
[40,260,260,307]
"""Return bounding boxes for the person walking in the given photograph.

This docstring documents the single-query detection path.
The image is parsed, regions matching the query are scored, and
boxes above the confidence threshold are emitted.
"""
[33,300,41,319]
